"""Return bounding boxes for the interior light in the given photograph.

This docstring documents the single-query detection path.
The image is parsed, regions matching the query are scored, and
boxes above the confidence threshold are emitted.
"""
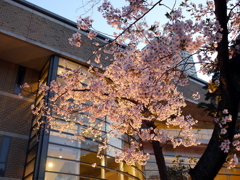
[48,162,53,167]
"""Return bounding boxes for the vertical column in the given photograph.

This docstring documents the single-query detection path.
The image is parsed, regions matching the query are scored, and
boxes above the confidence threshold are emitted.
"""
[101,156,106,179]
[33,55,59,180]
[132,164,136,177]
[119,162,124,180]
[76,124,81,175]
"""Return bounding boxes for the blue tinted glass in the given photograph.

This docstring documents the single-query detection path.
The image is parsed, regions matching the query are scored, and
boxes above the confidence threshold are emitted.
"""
[0,163,5,176]
[0,136,11,162]
[0,136,11,177]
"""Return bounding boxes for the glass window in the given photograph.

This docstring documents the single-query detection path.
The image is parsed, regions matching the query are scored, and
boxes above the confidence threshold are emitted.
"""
[79,150,101,164]
[14,66,26,95]
[145,162,158,171]
[48,143,101,164]
[30,125,39,137]
[35,95,44,107]
[106,155,120,170]
[49,131,80,147]
[24,173,33,180]
[39,70,48,85]
[27,145,38,163]
[58,58,93,85]
[124,164,138,177]
[29,135,38,150]
[59,58,81,70]
[48,144,80,161]
[145,170,160,179]
[228,176,240,180]
[0,163,5,177]
[41,60,50,77]
[0,136,12,176]
[79,163,101,178]
[45,172,79,180]
[24,159,35,177]
[46,158,80,175]
[50,121,81,135]
[49,131,99,151]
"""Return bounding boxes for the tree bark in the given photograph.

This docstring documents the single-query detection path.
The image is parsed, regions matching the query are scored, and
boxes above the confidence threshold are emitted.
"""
[152,140,169,180]
[189,0,240,179]
[145,120,169,180]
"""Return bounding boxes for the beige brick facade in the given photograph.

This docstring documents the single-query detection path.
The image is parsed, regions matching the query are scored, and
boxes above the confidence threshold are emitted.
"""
[0,58,39,179]
[3,137,28,179]
[0,59,18,94]
[0,0,110,68]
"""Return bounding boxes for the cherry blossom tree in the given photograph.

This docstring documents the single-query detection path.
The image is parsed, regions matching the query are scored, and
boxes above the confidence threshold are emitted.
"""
[29,0,240,179]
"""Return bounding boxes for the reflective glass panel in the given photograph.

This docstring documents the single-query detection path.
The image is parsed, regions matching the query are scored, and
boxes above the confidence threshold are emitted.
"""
[0,163,5,177]
[46,158,80,175]
[79,150,101,164]
[79,163,101,178]
[24,173,33,180]
[106,156,120,170]
[48,144,80,161]
[29,136,38,150]
[27,145,38,163]
[45,172,79,180]
[24,159,35,177]
[48,143,104,164]
[49,131,99,151]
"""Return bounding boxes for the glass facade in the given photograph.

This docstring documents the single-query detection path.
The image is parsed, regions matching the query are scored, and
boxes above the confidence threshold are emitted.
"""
[23,55,240,180]
[24,56,145,180]
[24,58,51,180]
[145,153,240,180]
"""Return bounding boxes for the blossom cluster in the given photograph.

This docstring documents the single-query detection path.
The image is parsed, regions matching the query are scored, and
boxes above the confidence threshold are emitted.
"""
[27,0,240,169]
[214,109,232,132]
[115,141,150,165]
[226,154,239,169]
[167,115,200,148]
[68,33,82,47]
[77,16,94,30]
[232,134,240,151]
[138,128,168,143]
[192,92,200,100]
[220,139,231,153]
[88,30,98,40]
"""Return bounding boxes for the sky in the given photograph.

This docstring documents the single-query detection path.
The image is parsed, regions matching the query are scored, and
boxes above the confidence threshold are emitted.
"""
[26,0,210,81]
[26,0,177,36]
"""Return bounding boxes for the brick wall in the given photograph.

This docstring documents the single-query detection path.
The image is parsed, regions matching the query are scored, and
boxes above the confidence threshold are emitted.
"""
[0,59,39,99]
[0,59,18,94]
[21,67,39,99]
[0,59,39,135]
[0,94,33,135]
[0,58,39,179]
[2,136,28,179]
[0,0,111,68]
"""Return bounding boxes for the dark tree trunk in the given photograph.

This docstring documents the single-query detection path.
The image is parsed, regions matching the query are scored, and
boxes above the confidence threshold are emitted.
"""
[145,121,169,180]
[189,0,240,179]
[152,140,169,180]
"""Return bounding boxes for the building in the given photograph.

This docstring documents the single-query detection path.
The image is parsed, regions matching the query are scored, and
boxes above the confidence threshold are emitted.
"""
[0,0,145,179]
[0,0,239,180]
